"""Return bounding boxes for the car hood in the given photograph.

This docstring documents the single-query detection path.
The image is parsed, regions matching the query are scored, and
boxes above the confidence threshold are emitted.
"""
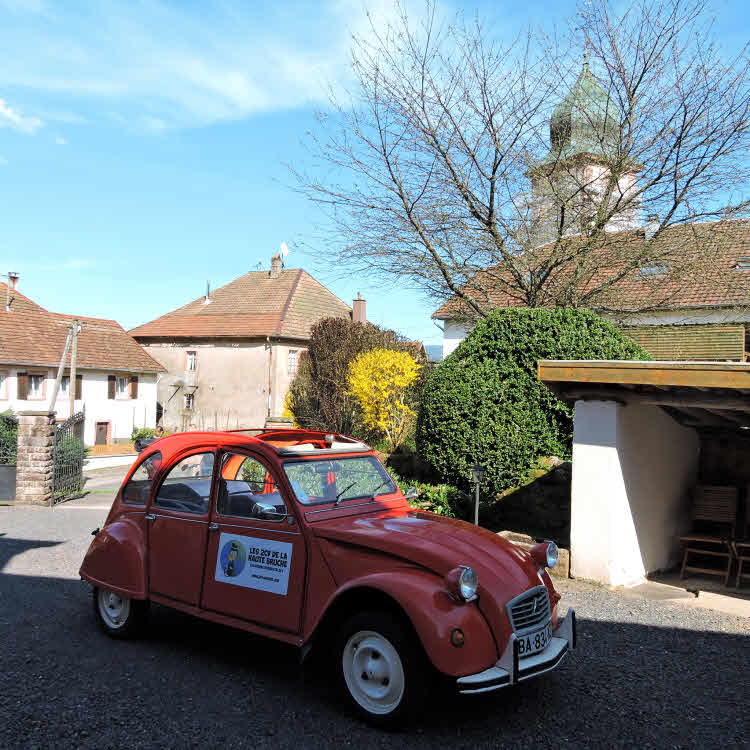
[313,509,545,643]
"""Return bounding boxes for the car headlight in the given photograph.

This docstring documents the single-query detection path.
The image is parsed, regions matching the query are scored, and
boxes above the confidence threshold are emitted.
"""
[531,541,559,570]
[445,566,479,602]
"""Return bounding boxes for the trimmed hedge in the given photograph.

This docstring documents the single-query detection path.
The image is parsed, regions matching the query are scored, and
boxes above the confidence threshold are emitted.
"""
[416,308,649,497]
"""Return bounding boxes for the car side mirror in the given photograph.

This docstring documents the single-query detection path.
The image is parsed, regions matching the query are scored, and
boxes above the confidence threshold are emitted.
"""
[405,487,419,500]
[252,501,287,521]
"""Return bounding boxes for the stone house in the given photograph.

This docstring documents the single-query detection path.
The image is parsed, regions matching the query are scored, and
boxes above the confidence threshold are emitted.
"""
[0,277,164,445]
[130,255,356,431]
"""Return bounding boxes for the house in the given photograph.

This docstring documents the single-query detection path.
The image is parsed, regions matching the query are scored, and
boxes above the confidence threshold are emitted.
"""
[130,255,354,431]
[0,276,164,445]
[433,61,750,361]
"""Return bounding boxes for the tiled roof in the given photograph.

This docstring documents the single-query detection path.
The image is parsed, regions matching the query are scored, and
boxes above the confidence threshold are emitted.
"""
[0,283,166,373]
[130,268,352,340]
[433,220,750,319]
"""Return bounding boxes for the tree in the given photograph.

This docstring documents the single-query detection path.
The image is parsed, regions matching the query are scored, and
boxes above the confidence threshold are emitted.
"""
[416,308,649,496]
[295,0,750,316]
[348,348,422,451]
[287,317,414,436]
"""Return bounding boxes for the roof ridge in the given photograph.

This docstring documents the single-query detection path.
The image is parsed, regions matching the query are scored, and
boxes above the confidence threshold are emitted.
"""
[279,269,305,335]
[297,269,353,311]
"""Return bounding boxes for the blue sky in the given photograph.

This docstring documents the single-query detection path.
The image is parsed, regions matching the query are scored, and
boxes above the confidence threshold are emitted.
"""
[0,0,746,345]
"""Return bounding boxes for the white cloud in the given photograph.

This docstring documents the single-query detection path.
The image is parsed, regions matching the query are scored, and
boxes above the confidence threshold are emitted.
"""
[0,0,431,130]
[0,97,43,133]
[55,136,66,144]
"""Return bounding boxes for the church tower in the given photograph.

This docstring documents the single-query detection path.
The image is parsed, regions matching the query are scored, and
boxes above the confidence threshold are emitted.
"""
[528,57,642,246]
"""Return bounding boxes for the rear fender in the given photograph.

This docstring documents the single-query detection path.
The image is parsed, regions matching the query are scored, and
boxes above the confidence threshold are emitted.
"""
[79,516,147,599]
[315,569,498,677]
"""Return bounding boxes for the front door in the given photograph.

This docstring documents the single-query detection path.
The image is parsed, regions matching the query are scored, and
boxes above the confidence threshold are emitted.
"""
[201,450,306,633]
[147,450,216,606]
[95,422,108,445]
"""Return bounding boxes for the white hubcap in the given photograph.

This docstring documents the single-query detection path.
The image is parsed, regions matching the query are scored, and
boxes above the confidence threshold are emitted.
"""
[98,589,130,629]
[342,630,405,715]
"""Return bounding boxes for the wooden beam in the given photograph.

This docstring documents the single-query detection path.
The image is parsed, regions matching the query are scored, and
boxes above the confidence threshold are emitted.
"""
[557,388,750,414]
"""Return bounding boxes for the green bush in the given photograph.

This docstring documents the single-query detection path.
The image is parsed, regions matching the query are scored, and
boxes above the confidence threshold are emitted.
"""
[416,308,649,498]
[0,411,18,466]
[389,469,469,518]
[131,427,168,440]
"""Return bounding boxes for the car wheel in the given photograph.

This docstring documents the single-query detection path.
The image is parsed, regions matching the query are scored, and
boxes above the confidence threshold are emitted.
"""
[93,587,148,638]
[335,610,428,727]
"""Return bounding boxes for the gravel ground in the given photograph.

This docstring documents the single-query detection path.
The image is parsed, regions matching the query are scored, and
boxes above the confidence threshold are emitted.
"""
[1,505,748,749]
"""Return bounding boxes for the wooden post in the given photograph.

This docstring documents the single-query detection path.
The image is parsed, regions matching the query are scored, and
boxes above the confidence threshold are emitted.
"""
[69,320,79,418]
[49,324,74,412]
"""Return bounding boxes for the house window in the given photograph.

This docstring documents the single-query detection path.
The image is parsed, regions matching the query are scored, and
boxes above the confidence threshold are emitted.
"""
[288,350,299,376]
[0,371,7,399]
[638,263,668,277]
[60,376,70,396]
[736,256,750,271]
[184,393,195,410]
[116,376,129,398]
[186,351,197,371]
[28,374,45,399]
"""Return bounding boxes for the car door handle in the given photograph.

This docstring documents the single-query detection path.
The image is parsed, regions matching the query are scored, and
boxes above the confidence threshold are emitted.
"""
[208,523,219,531]
[145,514,156,521]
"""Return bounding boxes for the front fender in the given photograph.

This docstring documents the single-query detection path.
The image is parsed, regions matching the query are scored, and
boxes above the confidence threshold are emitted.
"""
[79,516,147,599]
[321,569,498,678]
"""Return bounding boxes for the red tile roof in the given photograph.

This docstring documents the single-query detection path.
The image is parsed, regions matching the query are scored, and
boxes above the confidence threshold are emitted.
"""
[0,283,166,373]
[130,268,352,340]
[433,220,750,319]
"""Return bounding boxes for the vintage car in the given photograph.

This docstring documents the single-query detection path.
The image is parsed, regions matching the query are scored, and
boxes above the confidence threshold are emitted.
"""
[80,429,575,725]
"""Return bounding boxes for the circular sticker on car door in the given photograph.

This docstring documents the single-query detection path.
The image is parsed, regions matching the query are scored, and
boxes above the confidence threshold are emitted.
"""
[219,539,246,578]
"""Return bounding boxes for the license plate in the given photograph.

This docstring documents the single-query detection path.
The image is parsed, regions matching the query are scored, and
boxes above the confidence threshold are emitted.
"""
[517,622,552,657]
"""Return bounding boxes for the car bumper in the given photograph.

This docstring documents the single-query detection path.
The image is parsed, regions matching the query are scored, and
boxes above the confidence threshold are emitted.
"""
[456,608,576,695]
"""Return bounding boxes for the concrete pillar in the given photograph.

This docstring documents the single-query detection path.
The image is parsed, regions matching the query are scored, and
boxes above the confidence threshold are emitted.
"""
[15,410,56,506]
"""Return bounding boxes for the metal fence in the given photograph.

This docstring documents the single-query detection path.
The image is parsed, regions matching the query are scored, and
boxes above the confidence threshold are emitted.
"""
[0,412,18,502]
[52,410,85,504]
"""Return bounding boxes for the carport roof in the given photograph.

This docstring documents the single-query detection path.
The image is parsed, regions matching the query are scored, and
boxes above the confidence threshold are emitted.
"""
[538,360,750,431]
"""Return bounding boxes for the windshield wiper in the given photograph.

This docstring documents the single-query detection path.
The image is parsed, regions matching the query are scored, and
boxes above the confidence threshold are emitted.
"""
[334,482,358,506]
[367,479,392,502]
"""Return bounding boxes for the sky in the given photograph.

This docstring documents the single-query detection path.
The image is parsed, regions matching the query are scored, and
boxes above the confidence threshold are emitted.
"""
[0,0,747,347]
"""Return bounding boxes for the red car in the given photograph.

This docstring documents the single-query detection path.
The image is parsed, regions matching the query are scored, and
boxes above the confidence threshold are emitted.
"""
[80,430,575,725]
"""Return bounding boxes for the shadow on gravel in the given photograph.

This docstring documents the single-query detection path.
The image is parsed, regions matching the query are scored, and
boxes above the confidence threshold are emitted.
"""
[0,533,63,570]
[1,558,748,748]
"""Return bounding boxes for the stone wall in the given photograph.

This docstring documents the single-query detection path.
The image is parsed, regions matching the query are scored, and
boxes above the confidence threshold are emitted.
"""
[15,411,55,506]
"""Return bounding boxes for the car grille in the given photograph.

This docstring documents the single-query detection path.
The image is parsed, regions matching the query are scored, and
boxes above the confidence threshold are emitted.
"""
[507,587,550,633]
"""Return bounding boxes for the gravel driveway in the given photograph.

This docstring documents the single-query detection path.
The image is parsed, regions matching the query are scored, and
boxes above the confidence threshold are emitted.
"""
[1,505,748,749]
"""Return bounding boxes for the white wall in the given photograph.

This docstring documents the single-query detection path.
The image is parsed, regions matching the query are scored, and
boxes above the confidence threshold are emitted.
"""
[0,368,157,446]
[442,321,473,360]
[571,400,699,586]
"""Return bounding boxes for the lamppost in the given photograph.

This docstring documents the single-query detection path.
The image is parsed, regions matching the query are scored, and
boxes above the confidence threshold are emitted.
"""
[470,464,486,526]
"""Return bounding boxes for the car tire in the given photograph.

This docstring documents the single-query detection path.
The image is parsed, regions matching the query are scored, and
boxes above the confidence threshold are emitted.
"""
[93,587,148,639]
[334,610,429,727]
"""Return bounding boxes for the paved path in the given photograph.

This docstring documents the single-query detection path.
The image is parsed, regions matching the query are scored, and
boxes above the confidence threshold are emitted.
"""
[1,504,748,749]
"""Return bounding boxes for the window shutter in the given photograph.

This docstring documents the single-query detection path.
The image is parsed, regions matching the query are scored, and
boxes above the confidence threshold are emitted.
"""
[130,375,139,399]
[108,375,116,400]
[75,374,83,400]
[17,371,28,400]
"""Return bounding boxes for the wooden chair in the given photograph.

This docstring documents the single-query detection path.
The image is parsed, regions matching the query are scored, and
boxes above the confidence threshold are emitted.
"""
[732,501,750,589]
[679,486,738,586]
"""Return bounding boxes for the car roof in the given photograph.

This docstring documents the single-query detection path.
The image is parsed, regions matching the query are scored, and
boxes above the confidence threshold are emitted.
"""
[140,429,372,464]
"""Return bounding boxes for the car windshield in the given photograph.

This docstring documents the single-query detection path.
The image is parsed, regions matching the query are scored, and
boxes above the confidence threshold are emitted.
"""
[283,456,398,506]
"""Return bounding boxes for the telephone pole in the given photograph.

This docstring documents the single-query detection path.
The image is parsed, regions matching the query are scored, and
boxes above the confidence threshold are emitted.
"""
[69,320,79,417]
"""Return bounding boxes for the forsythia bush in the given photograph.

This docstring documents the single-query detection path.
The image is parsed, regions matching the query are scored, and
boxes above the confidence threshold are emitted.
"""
[348,349,421,452]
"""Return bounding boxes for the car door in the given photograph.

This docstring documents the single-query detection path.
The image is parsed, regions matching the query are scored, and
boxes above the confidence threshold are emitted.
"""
[201,450,306,634]
[147,450,217,606]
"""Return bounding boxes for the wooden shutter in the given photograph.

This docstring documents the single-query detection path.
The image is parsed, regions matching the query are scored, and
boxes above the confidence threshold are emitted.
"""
[129,375,139,399]
[17,371,28,400]
[108,375,116,399]
[75,374,83,400]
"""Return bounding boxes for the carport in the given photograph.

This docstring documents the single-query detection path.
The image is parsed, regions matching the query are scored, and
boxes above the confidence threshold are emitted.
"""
[538,360,750,587]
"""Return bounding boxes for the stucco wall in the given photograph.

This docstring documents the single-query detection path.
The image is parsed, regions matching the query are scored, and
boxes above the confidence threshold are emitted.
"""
[442,321,472,360]
[0,368,157,445]
[571,400,699,586]
[140,340,304,431]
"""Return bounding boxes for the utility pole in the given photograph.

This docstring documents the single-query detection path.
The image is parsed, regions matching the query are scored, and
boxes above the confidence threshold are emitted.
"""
[49,324,74,411]
[69,320,80,417]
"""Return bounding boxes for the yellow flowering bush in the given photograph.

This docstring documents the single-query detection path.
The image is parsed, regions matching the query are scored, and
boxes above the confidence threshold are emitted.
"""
[347,348,421,452]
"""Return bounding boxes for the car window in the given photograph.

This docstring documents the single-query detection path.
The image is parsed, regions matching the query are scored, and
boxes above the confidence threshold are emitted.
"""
[283,456,396,505]
[155,452,214,514]
[122,451,162,505]
[217,453,287,520]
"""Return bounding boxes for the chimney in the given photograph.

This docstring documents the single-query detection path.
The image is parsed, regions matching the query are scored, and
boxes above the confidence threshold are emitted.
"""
[270,254,282,279]
[644,214,659,241]
[7,271,18,289]
[203,280,212,305]
[352,292,366,323]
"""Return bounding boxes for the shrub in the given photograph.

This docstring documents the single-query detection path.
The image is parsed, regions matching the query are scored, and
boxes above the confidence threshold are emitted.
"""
[0,411,18,466]
[416,308,649,497]
[348,349,421,452]
[287,317,422,437]
[131,427,169,440]
[389,469,469,518]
